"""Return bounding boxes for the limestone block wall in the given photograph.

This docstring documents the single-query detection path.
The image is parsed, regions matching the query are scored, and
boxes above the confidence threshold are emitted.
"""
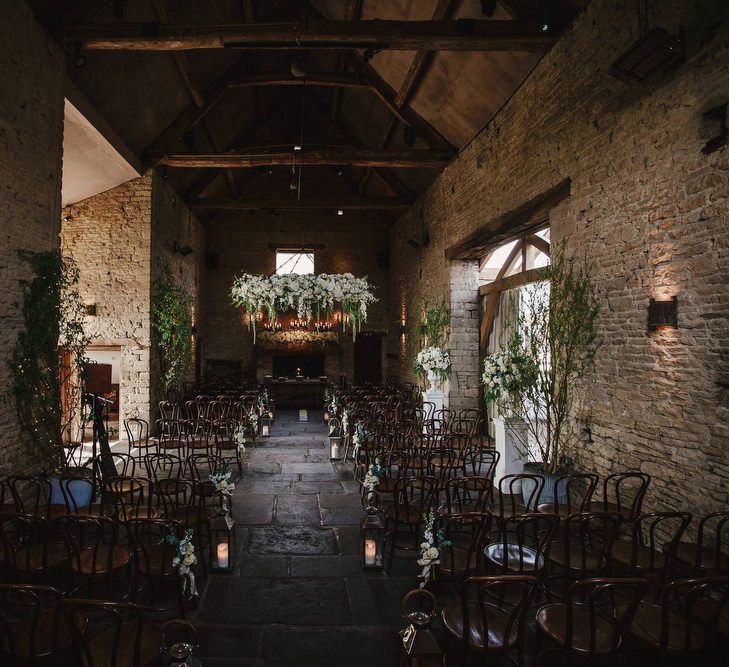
[203,212,390,383]
[150,173,206,408]
[388,0,729,519]
[0,2,65,474]
[61,176,154,426]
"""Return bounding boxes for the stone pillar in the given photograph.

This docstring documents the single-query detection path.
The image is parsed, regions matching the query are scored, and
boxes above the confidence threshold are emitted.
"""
[448,260,480,412]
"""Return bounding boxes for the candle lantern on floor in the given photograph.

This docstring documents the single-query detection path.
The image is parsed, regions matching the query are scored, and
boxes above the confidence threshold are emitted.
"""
[260,410,271,437]
[399,589,441,667]
[210,513,235,573]
[328,417,342,460]
[360,505,384,570]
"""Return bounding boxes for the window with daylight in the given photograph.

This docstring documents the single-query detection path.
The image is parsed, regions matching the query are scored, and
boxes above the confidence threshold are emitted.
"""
[275,250,315,275]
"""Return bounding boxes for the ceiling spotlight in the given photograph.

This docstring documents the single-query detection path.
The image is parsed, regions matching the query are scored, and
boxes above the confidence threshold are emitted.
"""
[290,59,306,78]
[480,0,498,16]
[363,46,383,63]
[403,124,416,147]
[72,44,86,68]
[337,209,344,216]
[293,145,302,151]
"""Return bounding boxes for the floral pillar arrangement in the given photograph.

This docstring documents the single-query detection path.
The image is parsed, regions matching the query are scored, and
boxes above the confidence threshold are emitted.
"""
[413,301,451,416]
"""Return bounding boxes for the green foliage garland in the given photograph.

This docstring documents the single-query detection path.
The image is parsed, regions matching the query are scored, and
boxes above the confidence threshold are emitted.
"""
[11,250,89,473]
[153,265,194,394]
[419,300,451,348]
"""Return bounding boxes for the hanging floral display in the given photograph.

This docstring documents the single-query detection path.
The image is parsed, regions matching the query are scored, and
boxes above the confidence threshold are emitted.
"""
[230,273,376,341]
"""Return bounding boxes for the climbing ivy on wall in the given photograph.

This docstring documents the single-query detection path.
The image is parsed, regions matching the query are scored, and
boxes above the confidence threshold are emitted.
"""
[11,250,89,473]
[152,265,194,394]
[419,299,451,348]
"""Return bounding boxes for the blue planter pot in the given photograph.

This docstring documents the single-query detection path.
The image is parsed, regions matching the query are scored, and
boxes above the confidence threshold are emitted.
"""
[49,476,93,509]
[521,465,568,509]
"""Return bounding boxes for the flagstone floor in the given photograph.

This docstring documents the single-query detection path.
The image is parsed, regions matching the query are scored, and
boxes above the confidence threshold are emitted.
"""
[188,411,418,667]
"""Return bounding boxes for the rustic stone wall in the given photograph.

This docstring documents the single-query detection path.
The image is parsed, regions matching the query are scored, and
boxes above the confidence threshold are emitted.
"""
[0,2,65,474]
[150,172,206,408]
[61,176,154,427]
[204,212,390,384]
[388,0,729,520]
[61,172,205,427]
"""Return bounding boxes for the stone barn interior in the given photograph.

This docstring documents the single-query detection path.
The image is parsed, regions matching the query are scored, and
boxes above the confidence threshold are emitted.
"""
[0,0,728,665]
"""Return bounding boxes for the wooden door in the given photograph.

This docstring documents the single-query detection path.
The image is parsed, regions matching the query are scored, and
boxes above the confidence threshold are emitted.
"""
[354,334,383,386]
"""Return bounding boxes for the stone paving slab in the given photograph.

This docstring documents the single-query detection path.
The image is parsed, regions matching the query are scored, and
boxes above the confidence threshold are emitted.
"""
[198,577,352,626]
[248,526,337,555]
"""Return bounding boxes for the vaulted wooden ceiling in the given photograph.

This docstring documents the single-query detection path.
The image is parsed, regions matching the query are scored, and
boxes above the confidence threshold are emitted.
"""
[30,0,588,222]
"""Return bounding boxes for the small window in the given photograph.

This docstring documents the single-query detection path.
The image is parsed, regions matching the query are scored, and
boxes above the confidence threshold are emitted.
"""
[275,250,315,275]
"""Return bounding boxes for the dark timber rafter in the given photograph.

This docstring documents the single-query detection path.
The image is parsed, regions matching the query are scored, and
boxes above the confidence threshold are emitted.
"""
[65,20,556,52]
[151,0,237,196]
[159,149,453,169]
[187,197,413,211]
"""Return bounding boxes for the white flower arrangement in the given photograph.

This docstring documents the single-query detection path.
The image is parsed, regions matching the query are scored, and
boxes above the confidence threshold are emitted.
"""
[257,330,339,347]
[481,342,537,404]
[166,529,198,596]
[246,405,259,434]
[234,424,247,452]
[230,272,377,341]
[363,458,384,503]
[417,510,451,588]
[209,466,235,496]
[414,346,451,385]
[352,422,365,458]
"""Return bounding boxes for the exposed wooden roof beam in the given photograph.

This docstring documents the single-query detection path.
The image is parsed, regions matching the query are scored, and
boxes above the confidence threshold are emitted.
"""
[160,149,453,169]
[188,196,413,211]
[140,54,253,163]
[184,92,291,199]
[151,0,237,196]
[445,178,571,260]
[303,91,415,199]
[65,20,556,52]
[227,73,371,90]
[479,266,550,296]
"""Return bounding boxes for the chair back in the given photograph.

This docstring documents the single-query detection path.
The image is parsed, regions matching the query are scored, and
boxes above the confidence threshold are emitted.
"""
[491,513,560,575]
[126,518,184,578]
[144,453,183,482]
[465,448,500,481]
[62,598,146,667]
[695,512,729,574]
[460,575,537,653]
[59,476,97,514]
[629,511,692,577]
[443,476,493,514]
[105,476,153,520]
[435,512,495,578]
[0,584,64,662]
[498,474,544,515]
[8,476,51,516]
[602,471,650,521]
[556,578,648,655]
[124,418,150,451]
[0,513,57,573]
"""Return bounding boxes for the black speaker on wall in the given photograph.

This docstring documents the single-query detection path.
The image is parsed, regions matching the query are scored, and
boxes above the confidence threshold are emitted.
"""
[205,251,219,270]
[377,250,390,269]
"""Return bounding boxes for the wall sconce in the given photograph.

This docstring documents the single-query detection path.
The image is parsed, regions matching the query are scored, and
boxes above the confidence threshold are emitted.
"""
[83,304,97,316]
[648,296,678,331]
[394,320,407,335]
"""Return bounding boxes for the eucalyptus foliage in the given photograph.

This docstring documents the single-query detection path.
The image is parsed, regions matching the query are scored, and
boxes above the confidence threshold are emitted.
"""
[494,248,601,474]
[152,266,194,394]
[11,250,89,473]
[419,300,450,348]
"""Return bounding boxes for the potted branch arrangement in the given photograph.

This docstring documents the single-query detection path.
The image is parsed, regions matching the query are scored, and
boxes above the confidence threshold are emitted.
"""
[481,248,600,505]
[11,250,90,500]
[413,300,451,395]
[152,265,194,400]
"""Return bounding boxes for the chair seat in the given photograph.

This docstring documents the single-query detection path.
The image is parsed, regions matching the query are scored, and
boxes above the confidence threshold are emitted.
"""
[88,622,160,667]
[536,503,576,518]
[536,603,619,655]
[168,505,218,525]
[41,504,69,520]
[135,546,178,577]
[117,505,161,521]
[484,542,544,573]
[5,606,72,660]
[384,504,424,525]
[672,540,729,573]
[610,540,665,573]
[548,542,603,573]
[620,600,704,652]
[158,441,181,451]
[74,545,131,575]
[442,601,518,650]
[15,542,67,570]
[439,546,478,577]
[587,500,633,521]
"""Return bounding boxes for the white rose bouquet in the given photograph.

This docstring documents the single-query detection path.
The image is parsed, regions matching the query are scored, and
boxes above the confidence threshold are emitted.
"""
[417,510,451,588]
[414,346,451,385]
[481,336,537,404]
[209,465,235,496]
[166,529,198,596]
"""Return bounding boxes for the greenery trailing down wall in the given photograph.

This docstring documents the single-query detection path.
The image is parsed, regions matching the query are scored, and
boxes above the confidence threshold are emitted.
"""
[11,250,89,473]
[418,299,451,349]
[152,265,194,395]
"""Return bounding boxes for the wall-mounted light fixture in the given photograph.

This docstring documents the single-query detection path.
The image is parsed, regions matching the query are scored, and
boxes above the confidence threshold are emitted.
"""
[394,319,407,336]
[83,304,97,316]
[648,296,678,331]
